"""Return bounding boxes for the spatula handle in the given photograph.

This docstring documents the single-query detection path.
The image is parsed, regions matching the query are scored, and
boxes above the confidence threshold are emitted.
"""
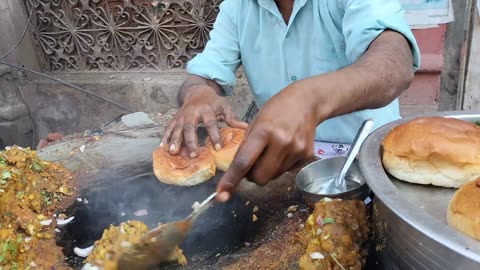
[335,119,375,187]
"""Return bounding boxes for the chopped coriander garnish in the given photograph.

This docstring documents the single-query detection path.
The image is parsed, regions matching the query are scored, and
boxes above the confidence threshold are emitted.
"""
[31,161,43,172]
[322,217,335,224]
[1,171,11,180]
[41,190,53,205]
[16,191,25,199]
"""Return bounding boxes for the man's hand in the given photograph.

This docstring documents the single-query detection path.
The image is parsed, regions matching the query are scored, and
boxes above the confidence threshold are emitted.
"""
[216,83,321,202]
[161,85,248,158]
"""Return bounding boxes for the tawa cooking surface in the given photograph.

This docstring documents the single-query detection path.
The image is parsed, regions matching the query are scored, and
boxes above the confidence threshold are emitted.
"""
[359,111,480,269]
[58,164,258,269]
[39,127,310,269]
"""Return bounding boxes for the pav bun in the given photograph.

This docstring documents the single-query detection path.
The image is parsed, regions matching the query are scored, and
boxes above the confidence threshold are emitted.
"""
[447,177,480,240]
[205,127,246,171]
[382,117,480,188]
[152,145,215,186]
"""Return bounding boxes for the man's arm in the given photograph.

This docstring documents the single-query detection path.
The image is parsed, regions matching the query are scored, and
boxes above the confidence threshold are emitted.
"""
[215,0,420,202]
[162,0,247,156]
[301,30,414,123]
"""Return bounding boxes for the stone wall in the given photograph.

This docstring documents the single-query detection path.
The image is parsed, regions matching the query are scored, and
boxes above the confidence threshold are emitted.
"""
[0,0,38,148]
[20,70,253,141]
[0,66,33,149]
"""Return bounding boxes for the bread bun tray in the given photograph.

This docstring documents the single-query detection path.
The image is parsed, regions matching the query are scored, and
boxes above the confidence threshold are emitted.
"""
[359,111,480,270]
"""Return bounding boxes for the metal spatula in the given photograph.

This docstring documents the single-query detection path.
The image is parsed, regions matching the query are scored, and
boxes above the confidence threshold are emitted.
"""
[117,192,217,270]
[320,119,374,194]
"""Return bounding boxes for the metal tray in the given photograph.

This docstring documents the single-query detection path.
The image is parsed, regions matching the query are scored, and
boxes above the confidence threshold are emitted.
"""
[359,111,480,270]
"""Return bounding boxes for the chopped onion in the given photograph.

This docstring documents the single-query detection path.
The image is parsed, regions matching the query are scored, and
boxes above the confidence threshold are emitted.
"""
[55,228,61,233]
[30,261,37,267]
[364,197,372,205]
[192,201,201,210]
[40,219,53,226]
[57,216,75,225]
[81,263,100,270]
[83,198,89,204]
[74,245,94,257]
[134,209,148,217]
[120,225,126,234]
[316,216,323,226]
[310,252,325,260]
[77,198,82,202]
[287,205,299,212]
[287,213,293,218]
[322,197,332,202]
[25,237,32,242]
[316,228,323,235]
[80,145,86,152]
[120,241,131,248]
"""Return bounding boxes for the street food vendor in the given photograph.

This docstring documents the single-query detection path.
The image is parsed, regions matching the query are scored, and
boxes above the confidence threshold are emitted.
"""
[161,0,421,202]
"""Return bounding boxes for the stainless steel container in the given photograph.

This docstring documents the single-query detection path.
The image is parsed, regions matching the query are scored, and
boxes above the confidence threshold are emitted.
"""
[359,111,480,270]
[295,157,370,202]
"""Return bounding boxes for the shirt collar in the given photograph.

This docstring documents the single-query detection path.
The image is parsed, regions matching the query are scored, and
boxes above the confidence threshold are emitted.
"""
[257,0,308,19]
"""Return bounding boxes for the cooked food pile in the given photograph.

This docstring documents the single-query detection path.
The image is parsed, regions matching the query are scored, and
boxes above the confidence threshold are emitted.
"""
[447,177,480,240]
[0,146,74,269]
[84,220,187,270]
[297,198,369,270]
[382,116,480,188]
[153,127,245,186]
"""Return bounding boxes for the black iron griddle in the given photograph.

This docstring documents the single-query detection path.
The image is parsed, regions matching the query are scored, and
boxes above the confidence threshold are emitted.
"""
[53,127,303,269]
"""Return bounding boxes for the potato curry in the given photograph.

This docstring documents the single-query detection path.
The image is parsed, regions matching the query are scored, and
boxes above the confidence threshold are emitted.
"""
[298,198,369,270]
[0,146,75,270]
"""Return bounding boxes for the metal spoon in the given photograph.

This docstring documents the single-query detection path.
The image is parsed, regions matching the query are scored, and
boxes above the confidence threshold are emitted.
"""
[117,192,217,270]
[321,119,375,194]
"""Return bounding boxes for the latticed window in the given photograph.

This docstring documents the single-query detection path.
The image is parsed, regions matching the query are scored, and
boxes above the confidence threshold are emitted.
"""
[25,0,222,72]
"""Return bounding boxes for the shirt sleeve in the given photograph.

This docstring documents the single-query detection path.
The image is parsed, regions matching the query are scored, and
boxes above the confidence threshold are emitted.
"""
[340,0,421,70]
[185,0,241,95]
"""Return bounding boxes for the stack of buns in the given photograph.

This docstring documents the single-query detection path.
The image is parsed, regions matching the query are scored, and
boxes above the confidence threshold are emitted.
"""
[152,127,245,186]
[382,116,480,240]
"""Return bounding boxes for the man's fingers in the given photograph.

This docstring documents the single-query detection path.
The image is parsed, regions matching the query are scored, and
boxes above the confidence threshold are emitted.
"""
[216,133,267,202]
[278,154,301,178]
[168,119,184,155]
[202,110,222,150]
[248,144,287,185]
[224,108,249,130]
[182,114,199,158]
[160,119,176,146]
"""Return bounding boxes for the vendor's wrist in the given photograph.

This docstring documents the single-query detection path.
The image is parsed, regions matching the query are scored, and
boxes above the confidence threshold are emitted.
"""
[184,85,218,102]
[293,79,334,126]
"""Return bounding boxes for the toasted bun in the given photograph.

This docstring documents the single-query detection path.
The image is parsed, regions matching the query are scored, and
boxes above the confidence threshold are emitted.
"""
[447,178,480,240]
[205,127,246,171]
[382,117,480,188]
[152,145,215,186]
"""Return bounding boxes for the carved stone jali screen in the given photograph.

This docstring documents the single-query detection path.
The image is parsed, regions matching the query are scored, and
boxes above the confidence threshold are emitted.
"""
[25,0,223,72]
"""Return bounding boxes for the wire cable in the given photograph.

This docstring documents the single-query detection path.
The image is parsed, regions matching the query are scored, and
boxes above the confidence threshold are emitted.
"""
[0,7,34,59]
[0,61,135,113]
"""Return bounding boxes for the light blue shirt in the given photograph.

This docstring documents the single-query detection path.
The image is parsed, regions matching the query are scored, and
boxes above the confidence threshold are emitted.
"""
[186,0,421,143]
